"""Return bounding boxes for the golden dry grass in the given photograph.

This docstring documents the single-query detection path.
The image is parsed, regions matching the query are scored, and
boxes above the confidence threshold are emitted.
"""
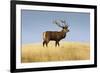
[21,42,90,63]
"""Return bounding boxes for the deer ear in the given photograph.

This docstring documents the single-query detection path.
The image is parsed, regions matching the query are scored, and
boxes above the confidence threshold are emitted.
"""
[62,27,64,29]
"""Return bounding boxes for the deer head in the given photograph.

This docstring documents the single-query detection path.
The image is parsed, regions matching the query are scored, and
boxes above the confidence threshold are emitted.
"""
[53,19,69,33]
[43,19,70,47]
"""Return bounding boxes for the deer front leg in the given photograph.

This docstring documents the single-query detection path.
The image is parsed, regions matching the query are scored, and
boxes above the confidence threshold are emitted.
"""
[57,41,60,47]
[55,41,60,47]
[55,41,59,47]
[55,41,57,47]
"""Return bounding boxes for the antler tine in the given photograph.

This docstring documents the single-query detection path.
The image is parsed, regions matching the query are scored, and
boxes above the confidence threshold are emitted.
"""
[60,20,66,23]
[63,20,69,27]
[53,20,63,28]
[65,22,69,27]
[60,20,68,27]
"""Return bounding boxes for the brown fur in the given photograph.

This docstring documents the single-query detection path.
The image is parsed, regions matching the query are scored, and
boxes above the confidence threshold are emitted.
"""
[43,27,69,47]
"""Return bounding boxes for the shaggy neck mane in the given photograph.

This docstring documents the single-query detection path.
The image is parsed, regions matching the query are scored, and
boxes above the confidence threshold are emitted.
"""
[60,30,66,38]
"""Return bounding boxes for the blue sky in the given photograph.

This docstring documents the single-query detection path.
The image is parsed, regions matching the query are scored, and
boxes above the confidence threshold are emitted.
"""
[21,10,90,44]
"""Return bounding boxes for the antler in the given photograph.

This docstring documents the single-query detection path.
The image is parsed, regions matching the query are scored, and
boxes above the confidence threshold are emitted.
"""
[53,19,69,28]
[60,20,66,23]
[53,20,63,28]
[60,20,69,27]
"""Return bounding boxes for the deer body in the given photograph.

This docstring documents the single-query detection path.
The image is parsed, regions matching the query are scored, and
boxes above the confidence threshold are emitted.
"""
[43,20,69,47]
[43,30,66,47]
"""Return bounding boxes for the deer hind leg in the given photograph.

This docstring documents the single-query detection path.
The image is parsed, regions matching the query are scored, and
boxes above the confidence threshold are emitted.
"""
[43,41,46,47]
[43,40,49,47]
[46,42,48,47]
[46,40,49,47]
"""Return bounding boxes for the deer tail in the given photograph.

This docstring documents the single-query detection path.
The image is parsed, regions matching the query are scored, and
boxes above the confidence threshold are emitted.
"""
[43,32,46,40]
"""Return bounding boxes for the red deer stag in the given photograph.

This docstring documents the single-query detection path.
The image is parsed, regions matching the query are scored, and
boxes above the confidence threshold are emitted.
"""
[43,20,69,47]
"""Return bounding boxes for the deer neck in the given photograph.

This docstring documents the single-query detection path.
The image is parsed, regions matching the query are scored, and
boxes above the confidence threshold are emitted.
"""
[61,30,66,38]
